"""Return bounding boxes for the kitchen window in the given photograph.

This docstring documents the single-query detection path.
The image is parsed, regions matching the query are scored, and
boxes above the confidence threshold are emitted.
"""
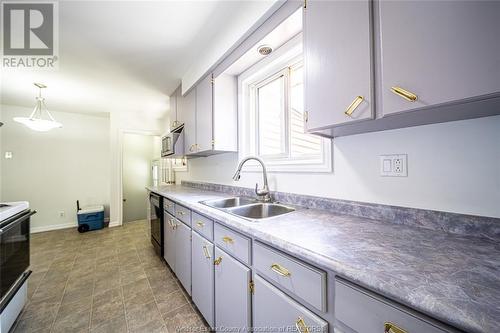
[239,37,332,172]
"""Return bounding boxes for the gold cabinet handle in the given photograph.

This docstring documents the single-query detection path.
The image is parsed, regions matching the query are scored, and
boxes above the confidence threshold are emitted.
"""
[222,236,234,244]
[168,219,177,230]
[214,256,222,265]
[202,245,211,259]
[344,96,364,116]
[196,221,205,228]
[271,263,291,277]
[189,144,195,152]
[165,203,172,208]
[391,86,417,102]
[384,322,407,333]
[177,211,185,216]
[295,317,310,333]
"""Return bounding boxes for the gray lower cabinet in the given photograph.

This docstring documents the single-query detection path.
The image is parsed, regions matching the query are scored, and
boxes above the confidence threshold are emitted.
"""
[191,231,215,327]
[253,275,328,333]
[163,211,176,271]
[335,279,451,333]
[175,220,192,295]
[214,247,251,332]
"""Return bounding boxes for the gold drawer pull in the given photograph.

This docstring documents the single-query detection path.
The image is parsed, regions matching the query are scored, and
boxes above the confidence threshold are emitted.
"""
[384,322,407,333]
[391,86,417,102]
[295,317,310,333]
[189,144,195,152]
[202,245,211,259]
[168,219,177,230]
[177,211,185,216]
[271,263,291,277]
[196,221,205,228]
[222,236,234,244]
[214,256,222,265]
[344,96,364,116]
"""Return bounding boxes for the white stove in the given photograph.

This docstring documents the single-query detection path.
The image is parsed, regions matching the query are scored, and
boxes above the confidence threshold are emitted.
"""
[0,202,29,222]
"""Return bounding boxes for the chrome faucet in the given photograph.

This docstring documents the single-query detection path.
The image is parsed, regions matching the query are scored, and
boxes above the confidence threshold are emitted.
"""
[232,156,271,202]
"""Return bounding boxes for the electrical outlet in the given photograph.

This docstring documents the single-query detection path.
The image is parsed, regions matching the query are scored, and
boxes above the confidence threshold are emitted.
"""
[59,211,65,218]
[380,154,408,177]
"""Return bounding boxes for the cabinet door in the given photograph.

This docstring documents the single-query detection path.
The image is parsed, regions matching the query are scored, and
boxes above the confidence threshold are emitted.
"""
[179,88,197,155]
[379,1,500,115]
[304,0,373,130]
[195,74,214,154]
[253,275,328,333]
[175,220,192,295]
[192,232,215,327]
[163,212,176,272]
[214,248,251,331]
[169,86,178,129]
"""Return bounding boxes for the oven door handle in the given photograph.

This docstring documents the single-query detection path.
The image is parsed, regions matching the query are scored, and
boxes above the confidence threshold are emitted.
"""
[0,210,36,234]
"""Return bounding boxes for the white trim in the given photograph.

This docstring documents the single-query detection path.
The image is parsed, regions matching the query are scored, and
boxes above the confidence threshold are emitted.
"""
[237,34,333,173]
[30,222,77,234]
[118,129,161,227]
[108,221,120,228]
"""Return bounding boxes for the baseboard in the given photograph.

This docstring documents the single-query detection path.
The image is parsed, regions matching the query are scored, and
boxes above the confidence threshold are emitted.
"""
[108,221,121,228]
[31,222,77,233]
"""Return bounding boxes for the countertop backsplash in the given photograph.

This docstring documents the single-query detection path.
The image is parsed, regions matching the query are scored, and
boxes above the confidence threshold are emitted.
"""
[181,180,500,241]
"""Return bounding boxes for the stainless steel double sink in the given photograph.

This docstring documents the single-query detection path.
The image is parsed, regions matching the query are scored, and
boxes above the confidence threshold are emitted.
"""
[200,197,295,220]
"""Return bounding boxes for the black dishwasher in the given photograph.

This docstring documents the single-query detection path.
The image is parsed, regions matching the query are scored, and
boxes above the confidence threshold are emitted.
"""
[149,193,163,257]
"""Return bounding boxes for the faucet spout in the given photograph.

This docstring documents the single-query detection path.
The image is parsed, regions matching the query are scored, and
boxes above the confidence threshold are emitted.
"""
[233,156,271,202]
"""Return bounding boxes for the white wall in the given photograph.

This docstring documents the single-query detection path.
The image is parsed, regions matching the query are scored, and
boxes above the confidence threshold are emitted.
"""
[177,115,500,218]
[0,104,110,232]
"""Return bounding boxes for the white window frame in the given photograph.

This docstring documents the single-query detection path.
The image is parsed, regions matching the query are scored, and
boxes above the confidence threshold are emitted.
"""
[238,34,332,173]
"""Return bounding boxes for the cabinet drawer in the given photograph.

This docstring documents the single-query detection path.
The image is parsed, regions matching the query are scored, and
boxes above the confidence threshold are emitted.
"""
[253,275,328,333]
[253,242,326,312]
[335,279,451,333]
[163,198,175,215]
[214,223,251,265]
[174,204,191,226]
[192,211,213,241]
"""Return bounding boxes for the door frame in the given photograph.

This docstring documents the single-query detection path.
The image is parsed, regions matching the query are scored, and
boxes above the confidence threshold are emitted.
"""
[119,129,160,226]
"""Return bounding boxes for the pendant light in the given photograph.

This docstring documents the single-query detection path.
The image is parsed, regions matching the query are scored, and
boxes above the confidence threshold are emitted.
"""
[13,83,62,132]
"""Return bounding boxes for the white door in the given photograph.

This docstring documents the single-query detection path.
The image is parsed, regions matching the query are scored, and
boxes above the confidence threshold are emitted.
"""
[304,0,373,130]
[122,133,156,223]
[378,0,500,116]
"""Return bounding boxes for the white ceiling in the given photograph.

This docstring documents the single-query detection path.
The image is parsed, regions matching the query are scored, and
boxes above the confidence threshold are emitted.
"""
[0,0,277,120]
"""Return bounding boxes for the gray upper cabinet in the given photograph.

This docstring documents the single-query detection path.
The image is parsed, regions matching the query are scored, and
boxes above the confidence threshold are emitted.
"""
[169,86,181,130]
[214,247,251,332]
[175,220,192,295]
[253,275,328,333]
[304,0,373,130]
[378,0,500,116]
[187,73,237,157]
[179,87,197,156]
[195,74,214,154]
[191,231,215,327]
[163,212,176,272]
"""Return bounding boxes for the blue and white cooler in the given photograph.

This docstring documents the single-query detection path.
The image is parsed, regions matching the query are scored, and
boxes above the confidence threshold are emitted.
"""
[77,205,105,233]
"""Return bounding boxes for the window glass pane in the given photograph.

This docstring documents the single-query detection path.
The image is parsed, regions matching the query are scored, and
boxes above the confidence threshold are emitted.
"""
[290,65,322,157]
[257,76,286,156]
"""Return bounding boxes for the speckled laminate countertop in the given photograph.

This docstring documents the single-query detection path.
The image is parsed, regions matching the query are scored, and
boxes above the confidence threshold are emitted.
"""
[147,185,500,333]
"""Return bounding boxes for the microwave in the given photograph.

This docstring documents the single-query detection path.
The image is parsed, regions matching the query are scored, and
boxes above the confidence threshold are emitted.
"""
[161,125,184,157]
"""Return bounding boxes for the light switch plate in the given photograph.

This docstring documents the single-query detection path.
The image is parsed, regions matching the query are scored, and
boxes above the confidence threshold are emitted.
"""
[379,154,408,177]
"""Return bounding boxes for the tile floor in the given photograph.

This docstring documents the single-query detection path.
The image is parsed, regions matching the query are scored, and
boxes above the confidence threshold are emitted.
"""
[12,220,209,333]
